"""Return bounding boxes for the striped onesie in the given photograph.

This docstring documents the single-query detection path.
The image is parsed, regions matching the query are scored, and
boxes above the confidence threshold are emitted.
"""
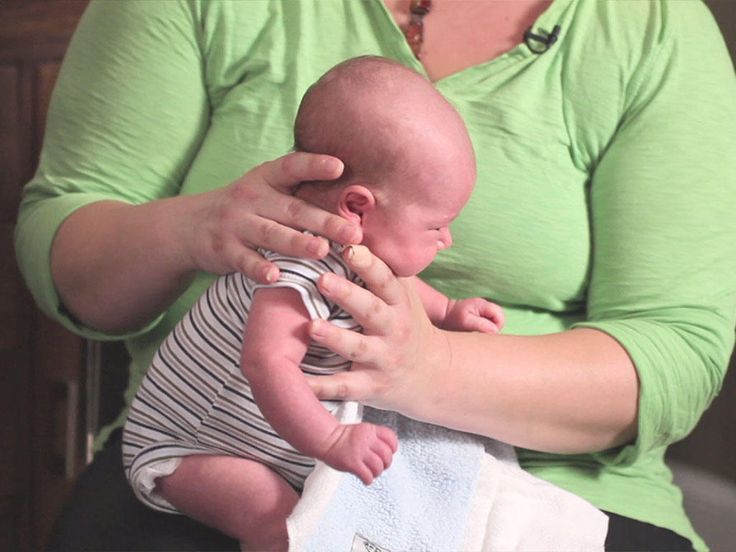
[122,245,361,513]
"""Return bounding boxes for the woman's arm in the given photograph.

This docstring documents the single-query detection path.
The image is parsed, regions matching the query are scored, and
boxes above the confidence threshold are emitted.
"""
[307,3,736,457]
[50,154,358,333]
[307,247,638,454]
[16,1,360,335]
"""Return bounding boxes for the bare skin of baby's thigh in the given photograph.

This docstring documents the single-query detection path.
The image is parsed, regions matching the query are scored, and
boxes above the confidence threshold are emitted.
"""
[155,454,299,552]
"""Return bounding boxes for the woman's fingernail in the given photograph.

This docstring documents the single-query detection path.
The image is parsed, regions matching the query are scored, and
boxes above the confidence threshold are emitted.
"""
[347,245,370,267]
[344,246,354,260]
[264,266,279,283]
[324,157,344,176]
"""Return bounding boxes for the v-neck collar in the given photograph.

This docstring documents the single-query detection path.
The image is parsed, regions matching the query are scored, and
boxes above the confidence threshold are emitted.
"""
[372,0,576,85]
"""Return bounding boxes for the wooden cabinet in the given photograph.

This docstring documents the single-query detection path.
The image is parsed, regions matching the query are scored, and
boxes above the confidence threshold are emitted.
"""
[0,3,90,551]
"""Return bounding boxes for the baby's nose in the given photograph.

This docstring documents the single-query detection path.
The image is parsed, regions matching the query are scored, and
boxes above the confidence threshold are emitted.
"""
[438,227,453,250]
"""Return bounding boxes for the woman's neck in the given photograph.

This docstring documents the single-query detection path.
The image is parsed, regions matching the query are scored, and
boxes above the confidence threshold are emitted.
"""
[384,0,553,81]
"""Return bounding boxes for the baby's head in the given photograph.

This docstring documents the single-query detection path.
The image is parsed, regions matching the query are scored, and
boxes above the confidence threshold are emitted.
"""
[294,56,476,277]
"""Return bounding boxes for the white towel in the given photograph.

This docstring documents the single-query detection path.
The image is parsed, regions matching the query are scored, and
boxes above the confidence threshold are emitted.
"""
[287,402,608,552]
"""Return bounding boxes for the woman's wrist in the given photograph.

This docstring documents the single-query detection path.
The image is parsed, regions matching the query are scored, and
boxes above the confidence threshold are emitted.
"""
[393,324,455,423]
[155,193,208,277]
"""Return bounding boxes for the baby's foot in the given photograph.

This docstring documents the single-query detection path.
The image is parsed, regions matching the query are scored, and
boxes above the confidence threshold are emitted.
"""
[321,422,398,484]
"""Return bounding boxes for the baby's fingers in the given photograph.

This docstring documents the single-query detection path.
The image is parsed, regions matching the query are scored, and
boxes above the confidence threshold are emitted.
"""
[478,301,505,331]
[354,463,375,486]
[471,316,501,334]
[364,445,394,483]
[374,427,398,468]
[376,426,399,455]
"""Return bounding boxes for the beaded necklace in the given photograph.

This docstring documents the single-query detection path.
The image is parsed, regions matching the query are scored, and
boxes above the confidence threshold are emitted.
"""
[403,0,432,59]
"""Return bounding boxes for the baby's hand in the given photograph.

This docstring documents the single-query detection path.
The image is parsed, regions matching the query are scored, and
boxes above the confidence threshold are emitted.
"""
[441,298,505,333]
[320,422,398,485]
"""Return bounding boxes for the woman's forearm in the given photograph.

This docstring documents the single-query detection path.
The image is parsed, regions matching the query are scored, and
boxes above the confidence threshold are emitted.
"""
[51,198,198,333]
[306,246,639,455]
[49,152,357,334]
[420,327,639,454]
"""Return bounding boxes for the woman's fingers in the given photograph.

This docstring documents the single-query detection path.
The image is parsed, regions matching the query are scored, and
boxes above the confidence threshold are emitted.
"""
[341,245,405,306]
[262,151,344,189]
[305,365,377,402]
[306,246,441,412]
[223,241,280,284]
[257,152,362,246]
[187,150,365,283]
[312,244,407,328]
[236,215,331,260]
[309,319,379,364]
[316,273,396,332]
[254,197,360,250]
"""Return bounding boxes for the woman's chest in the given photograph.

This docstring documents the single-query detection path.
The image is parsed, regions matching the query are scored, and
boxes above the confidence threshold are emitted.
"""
[383,0,552,81]
[180,0,599,311]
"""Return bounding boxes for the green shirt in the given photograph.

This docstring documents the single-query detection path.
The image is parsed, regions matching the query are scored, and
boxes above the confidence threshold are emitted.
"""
[15,1,736,549]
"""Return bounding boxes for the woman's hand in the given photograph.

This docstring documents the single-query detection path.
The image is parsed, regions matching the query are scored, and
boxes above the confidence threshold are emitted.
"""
[306,245,451,417]
[51,152,362,333]
[178,151,362,283]
[304,246,638,451]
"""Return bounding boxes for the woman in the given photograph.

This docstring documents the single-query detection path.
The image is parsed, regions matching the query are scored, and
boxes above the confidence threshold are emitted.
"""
[16,1,735,550]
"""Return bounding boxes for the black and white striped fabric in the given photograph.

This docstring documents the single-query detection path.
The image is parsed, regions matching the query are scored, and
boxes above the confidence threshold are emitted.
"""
[122,246,361,513]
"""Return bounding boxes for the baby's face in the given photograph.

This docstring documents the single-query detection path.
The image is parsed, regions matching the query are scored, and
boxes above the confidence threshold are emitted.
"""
[336,73,476,277]
[361,166,475,278]
[361,200,457,277]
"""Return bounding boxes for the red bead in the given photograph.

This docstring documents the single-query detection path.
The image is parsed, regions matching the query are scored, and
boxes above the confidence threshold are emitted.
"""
[406,23,422,44]
[404,0,431,58]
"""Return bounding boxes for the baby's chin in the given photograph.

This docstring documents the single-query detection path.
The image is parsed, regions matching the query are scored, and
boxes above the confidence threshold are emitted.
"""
[389,261,433,278]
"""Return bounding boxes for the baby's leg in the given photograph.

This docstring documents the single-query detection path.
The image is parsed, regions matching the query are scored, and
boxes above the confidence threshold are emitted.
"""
[156,455,299,552]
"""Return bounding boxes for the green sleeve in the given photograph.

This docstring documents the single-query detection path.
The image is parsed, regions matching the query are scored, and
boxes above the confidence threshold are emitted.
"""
[573,1,736,464]
[14,0,209,339]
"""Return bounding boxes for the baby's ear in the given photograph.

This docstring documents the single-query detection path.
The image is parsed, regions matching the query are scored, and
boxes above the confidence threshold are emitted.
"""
[338,184,376,223]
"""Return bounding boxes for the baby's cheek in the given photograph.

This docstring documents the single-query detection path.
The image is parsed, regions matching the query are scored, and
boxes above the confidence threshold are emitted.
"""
[408,250,440,277]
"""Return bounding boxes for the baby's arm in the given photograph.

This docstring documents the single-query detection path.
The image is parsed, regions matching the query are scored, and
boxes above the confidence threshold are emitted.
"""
[241,287,397,484]
[413,277,504,333]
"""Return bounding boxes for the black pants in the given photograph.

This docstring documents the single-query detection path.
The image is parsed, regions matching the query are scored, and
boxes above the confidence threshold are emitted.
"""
[47,430,694,552]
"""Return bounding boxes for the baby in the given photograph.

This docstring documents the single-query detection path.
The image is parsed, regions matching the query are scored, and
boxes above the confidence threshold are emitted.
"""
[122,56,504,551]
